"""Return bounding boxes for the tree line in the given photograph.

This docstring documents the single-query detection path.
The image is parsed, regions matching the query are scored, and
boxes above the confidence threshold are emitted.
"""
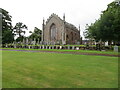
[0,8,42,44]
[84,1,120,45]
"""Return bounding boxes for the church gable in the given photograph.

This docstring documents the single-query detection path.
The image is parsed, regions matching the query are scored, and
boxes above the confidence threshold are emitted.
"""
[43,14,64,43]
[42,13,81,45]
[45,13,63,27]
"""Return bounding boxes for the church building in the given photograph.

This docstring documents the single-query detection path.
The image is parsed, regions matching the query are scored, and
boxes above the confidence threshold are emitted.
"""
[42,13,82,45]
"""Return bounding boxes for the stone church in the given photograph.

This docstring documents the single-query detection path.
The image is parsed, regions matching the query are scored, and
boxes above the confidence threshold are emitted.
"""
[42,13,82,45]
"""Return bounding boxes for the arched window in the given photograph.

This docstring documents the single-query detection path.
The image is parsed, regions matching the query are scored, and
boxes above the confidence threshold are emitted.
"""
[50,23,57,41]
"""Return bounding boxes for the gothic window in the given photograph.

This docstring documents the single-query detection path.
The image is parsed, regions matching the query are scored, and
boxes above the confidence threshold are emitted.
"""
[50,23,57,41]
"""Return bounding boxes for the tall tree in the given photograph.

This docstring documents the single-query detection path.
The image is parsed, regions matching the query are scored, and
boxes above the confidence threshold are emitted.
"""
[13,22,28,37]
[84,1,120,44]
[29,27,42,40]
[0,8,14,44]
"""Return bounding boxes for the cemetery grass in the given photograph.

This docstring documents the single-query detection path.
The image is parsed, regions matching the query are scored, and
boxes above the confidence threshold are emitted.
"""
[1,48,119,55]
[2,50,118,88]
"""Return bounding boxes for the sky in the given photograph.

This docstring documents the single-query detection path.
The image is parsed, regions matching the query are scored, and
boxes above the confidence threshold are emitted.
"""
[1,0,114,39]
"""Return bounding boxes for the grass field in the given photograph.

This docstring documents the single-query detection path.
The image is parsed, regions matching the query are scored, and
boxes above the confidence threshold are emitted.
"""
[0,50,2,88]
[2,50,118,88]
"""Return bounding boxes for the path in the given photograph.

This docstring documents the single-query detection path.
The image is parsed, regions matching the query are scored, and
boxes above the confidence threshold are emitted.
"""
[1,49,120,57]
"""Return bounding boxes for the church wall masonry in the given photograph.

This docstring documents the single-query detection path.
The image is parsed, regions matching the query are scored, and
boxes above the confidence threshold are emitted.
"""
[42,13,81,45]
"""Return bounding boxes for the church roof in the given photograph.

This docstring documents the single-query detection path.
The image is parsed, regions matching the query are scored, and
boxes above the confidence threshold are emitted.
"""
[46,13,79,31]
[65,22,78,31]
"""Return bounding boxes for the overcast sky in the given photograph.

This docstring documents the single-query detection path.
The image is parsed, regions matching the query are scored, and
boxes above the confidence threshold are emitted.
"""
[1,0,114,39]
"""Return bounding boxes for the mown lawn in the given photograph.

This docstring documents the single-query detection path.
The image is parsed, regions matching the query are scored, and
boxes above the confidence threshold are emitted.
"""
[0,50,2,88]
[2,50,118,88]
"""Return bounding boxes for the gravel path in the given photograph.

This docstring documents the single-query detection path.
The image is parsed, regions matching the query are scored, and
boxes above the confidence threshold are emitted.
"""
[1,49,120,57]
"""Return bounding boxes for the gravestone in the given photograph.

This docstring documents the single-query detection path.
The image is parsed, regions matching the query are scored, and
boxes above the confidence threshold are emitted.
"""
[77,42,80,45]
[76,47,79,50]
[23,38,25,45]
[26,38,28,45]
[72,46,75,50]
[29,38,32,45]
[46,46,48,49]
[42,45,45,49]
[52,46,54,49]
[34,38,36,45]
[13,41,16,48]
[28,45,30,49]
[49,46,51,49]
[60,46,62,49]
[6,44,8,48]
[39,46,41,49]
[68,46,70,50]
[39,41,41,45]
[105,41,108,46]
[114,45,118,52]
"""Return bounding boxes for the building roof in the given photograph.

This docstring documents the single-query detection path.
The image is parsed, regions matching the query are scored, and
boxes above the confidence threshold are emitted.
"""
[45,13,79,31]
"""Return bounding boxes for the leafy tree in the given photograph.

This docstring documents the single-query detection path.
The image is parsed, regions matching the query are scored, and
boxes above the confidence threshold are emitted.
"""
[13,22,27,42]
[29,27,42,41]
[84,1,120,44]
[13,22,28,37]
[0,8,14,44]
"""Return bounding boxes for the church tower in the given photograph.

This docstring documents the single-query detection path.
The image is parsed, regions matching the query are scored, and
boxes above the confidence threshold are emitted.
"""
[42,18,45,42]
[62,13,66,45]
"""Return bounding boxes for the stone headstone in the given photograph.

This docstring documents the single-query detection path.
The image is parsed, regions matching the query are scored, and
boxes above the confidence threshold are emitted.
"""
[40,41,42,45]
[49,46,51,49]
[72,46,75,50]
[6,44,8,48]
[42,45,44,49]
[39,46,41,49]
[60,46,62,49]
[114,45,118,52]
[28,45,30,49]
[34,38,36,45]
[13,41,16,48]
[46,46,48,49]
[68,46,70,50]
[32,41,36,45]
[29,38,32,45]
[76,47,79,50]
[26,38,28,45]
[23,38,25,44]
[14,45,16,48]
[62,41,66,45]
[77,42,80,45]
[105,41,108,46]
[52,46,54,49]
[95,42,97,45]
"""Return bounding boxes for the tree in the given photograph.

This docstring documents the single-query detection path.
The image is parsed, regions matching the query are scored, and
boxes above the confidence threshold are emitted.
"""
[0,8,14,44]
[13,22,28,42]
[29,27,42,41]
[13,22,28,37]
[84,1,120,44]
